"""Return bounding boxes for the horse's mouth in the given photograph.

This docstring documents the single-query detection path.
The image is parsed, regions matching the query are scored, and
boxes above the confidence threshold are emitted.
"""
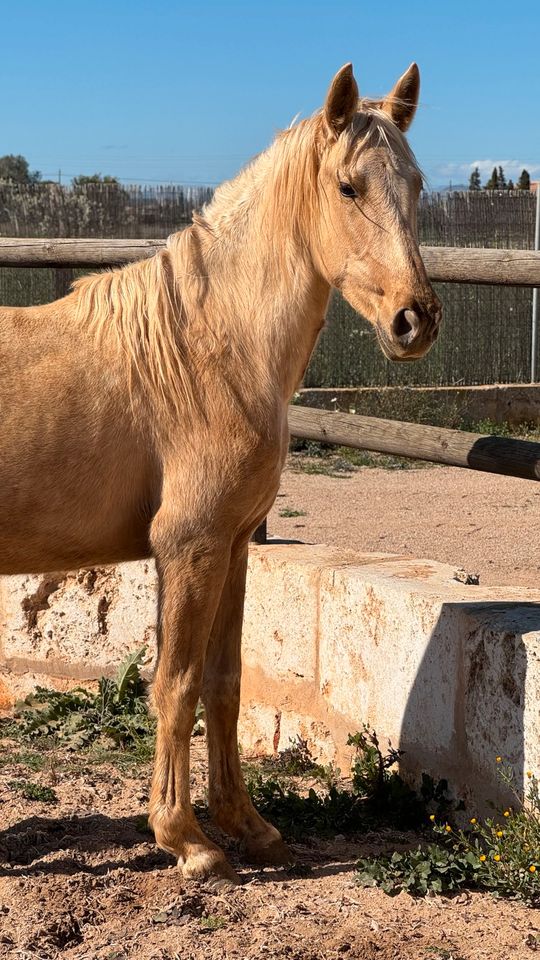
[376,328,432,363]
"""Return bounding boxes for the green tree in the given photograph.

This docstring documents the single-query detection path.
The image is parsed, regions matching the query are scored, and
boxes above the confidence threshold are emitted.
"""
[468,167,482,190]
[518,169,531,190]
[485,166,499,189]
[498,166,507,189]
[507,178,515,190]
[0,154,41,183]
[72,173,122,188]
[71,173,129,235]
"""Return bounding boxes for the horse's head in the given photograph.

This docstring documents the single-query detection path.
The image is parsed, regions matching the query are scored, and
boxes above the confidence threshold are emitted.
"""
[313,63,441,361]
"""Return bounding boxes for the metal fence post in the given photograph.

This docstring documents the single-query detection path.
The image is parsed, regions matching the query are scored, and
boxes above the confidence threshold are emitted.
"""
[251,519,267,544]
[531,187,540,382]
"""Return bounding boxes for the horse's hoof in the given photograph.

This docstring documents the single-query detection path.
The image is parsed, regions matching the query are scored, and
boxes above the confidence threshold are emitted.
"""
[180,851,242,889]
[241,836,294,866]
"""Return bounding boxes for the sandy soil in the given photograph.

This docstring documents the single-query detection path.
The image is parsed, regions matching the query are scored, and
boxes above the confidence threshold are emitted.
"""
[1,460,539,959]
[1,738,539,960]
[269,460,540,590]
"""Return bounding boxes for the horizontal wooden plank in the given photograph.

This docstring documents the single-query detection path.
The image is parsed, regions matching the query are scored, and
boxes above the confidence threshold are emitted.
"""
[0,239,539,285]
[0,237,165,267]
[422,246,540,286]
[288,405,540,481]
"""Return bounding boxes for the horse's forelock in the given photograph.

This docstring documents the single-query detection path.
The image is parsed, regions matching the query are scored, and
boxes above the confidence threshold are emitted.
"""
[338,102,422,178]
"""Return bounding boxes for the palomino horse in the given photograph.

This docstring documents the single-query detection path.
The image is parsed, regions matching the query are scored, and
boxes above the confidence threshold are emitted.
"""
[0,63,441,885]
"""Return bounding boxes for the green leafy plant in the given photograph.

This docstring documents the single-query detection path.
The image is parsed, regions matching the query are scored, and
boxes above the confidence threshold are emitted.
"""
[271,735,335,783]
[8,779,57,803]
[245,726,450,840]
[7,651,207,761]
[13,647,155,751]
[356,759,540,905]
[246,772,367,840]
[289,441,418,475]
[278,507,307,518]
[349,728,452,828]
[357,845,480,897]
[0,749,46,771]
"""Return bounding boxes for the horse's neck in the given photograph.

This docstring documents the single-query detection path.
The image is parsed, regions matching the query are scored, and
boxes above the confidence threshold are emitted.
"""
[178,214,331,405]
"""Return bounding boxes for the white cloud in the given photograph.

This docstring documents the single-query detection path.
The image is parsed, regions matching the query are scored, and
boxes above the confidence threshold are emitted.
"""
[432,159,540,184]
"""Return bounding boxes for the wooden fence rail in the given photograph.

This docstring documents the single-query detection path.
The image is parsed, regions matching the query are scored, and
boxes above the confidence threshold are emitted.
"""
[288,406,540,482]
[1,239,540,286]
[0,238,162,268]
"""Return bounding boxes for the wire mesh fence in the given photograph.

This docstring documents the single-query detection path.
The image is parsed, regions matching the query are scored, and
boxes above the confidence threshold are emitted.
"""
[0,184,537,385]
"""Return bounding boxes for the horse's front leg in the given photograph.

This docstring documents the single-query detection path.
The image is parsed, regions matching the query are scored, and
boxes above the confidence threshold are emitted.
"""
[149,512,239,886]
[202,540,292,865]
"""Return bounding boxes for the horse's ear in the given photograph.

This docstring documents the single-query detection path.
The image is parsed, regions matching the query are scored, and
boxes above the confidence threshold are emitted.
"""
[323,63,359,138]
[382,63,420,132]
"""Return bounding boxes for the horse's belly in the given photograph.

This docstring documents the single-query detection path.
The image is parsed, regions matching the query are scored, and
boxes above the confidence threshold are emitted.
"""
[0,373,157,574]
[0,475,153,575]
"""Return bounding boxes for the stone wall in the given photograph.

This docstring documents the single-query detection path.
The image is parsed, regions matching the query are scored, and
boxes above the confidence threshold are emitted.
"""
[1,545,539,806]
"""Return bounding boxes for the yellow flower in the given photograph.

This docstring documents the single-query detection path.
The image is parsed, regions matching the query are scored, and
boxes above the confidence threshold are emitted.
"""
[496,830,503,837]
[494,854,501,862]
[445,824,452,833]
[527,771,533,779]
[470,818,477,824]
[503,810,510,817]
[530,865,537,874]
[429,814,435,821]
[496,756,502,763]
[479,855,486,862]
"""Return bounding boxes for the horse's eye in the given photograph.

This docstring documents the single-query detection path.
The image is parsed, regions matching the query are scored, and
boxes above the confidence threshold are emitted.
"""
[339,181,357,198]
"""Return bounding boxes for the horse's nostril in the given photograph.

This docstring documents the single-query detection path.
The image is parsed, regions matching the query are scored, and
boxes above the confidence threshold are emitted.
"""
[392,308,419,344]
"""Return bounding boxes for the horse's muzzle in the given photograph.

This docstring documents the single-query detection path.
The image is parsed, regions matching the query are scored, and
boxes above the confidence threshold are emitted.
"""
[379,301,442,361]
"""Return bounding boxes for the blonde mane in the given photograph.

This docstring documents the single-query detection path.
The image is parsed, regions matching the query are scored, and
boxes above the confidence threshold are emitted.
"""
[72,99,421,422]
[72,241,198,421]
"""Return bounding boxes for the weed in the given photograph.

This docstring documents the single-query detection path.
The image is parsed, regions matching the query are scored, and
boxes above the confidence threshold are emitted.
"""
[247,774,371,839]
[356,759,540,906]
[3,652,207,768]
[357,844,480,897]
[272,736,335,782]
[424,948,465,960]
[15,751,48,771]
[0,719,19,739]
[290,457,350,478]
[199,916,227,931]
[83,741,156,769]
[279,507,307,518]
[349,728,451,825]
[8,779,57,803]
[245,726,450,840]
[11,648,155,751]
[289,442,424,475]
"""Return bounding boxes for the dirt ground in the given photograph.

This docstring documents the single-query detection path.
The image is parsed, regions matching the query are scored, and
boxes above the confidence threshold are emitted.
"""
[270,459,540,590]
[1,737,539,960]
[2,459,540,959]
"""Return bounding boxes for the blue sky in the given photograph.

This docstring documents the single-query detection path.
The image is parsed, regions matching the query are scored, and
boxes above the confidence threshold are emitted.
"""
[1,0,539,189]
